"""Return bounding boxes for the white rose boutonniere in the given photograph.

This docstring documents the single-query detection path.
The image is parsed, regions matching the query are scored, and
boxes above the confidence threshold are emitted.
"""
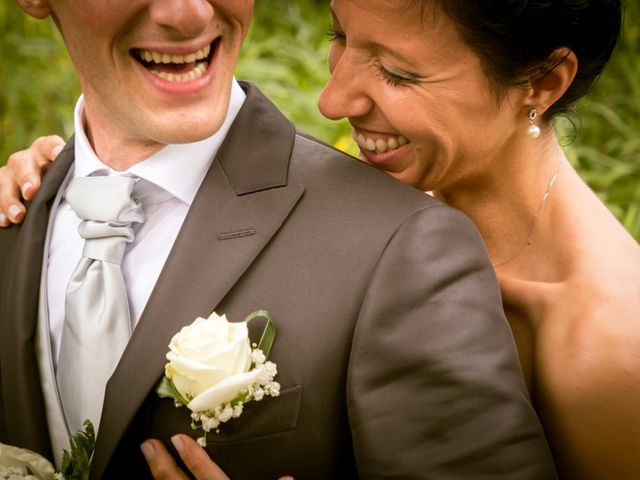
[157,310,280,446]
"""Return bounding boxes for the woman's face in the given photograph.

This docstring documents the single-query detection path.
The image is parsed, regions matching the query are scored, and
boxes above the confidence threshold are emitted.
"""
[318,0,529,193]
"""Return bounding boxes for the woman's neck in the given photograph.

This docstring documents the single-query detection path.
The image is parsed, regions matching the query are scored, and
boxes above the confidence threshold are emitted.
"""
[435,134,569,275]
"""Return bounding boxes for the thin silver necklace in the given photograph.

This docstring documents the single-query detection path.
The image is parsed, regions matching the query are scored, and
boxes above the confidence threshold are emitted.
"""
[492,160,565,268]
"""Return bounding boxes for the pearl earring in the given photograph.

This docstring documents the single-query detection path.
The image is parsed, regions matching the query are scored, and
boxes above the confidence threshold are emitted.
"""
[527,108,541,139]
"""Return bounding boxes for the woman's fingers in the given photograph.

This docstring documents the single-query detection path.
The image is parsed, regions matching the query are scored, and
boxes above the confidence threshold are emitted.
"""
[141,435,294,480]
[12,135,65,201]
[141,438,192,480]
[0,135,64,227]
[170,435,230,480]
[0,165,25,226]
[142,436,229,480]
[0,135,65,223]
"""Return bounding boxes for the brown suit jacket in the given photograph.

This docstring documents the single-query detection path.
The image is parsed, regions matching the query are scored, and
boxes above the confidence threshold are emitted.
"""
[0,83,557,479]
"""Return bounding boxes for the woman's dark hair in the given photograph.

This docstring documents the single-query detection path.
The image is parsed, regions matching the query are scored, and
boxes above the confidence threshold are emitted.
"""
[428,0,622,120]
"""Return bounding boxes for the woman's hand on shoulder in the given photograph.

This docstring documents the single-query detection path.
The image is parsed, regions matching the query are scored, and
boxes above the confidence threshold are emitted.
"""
[0,135,64,227]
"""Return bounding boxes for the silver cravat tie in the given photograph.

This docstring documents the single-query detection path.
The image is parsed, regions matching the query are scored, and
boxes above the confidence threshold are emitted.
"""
[57,175,145,435]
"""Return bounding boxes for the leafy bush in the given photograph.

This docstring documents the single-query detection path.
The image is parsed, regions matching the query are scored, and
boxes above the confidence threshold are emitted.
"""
[0,2,79,159]
[1,0,637,239]
[559,0,640,238]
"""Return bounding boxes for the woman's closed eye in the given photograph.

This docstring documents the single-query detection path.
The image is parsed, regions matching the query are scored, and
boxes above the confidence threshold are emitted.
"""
[327,27,345,43]
[373,60,421,87]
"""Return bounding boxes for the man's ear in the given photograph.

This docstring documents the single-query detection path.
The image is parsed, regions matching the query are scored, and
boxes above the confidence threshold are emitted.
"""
[14,0,52,19]
[525,48,578,115]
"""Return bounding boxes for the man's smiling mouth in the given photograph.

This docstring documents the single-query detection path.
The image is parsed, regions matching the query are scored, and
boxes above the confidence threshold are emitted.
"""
[132,38,219,83]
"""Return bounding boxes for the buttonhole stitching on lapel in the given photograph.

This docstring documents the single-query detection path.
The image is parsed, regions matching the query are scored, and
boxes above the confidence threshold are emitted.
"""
[217,228,256,240]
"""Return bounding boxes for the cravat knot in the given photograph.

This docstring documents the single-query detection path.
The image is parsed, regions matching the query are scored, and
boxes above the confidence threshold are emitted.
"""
[67,176,145,264]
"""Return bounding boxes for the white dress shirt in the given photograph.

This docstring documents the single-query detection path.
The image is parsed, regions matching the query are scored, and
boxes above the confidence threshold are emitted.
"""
[46,79,246,367]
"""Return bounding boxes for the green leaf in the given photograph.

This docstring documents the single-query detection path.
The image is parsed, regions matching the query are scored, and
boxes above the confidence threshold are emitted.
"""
[59,420,95,480]
[156,376,190,406]
[244,310,276,359]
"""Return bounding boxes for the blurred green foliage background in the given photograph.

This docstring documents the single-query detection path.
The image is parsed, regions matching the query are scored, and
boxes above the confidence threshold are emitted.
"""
[1,0,638,239]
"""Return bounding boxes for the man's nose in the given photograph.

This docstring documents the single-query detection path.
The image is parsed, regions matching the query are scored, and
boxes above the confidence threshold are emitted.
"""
[149,0,214,38]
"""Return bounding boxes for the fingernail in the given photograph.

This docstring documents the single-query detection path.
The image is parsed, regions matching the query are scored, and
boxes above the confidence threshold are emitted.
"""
[52,145,63,157]
[22,182,33,196]
[0,213,6,224]
[140,442,155,460]
[171,435,184,454]
[8,205,21,220]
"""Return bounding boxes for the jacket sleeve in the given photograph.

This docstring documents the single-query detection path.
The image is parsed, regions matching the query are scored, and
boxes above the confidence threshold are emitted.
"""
[0,226,19,443]
[347,204,557,479]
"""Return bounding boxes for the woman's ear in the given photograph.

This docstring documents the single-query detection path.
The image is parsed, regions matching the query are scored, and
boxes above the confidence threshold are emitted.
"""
[526,48,578,115]
[14,0,52,19]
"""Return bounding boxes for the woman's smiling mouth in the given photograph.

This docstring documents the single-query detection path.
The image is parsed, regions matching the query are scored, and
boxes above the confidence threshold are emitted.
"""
[353,130,409,154]
[352,128,412,171]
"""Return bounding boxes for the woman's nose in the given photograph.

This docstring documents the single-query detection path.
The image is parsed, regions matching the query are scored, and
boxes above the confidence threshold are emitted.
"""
[318,50,373,122]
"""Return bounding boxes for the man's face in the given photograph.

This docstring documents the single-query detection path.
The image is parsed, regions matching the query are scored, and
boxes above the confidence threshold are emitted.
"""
[42,0,253,162]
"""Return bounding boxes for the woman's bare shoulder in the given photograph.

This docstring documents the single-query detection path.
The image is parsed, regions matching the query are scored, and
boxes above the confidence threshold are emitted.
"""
[540,282,640,478]
[499,230,640,397]
[543,237,640,373]
[532,250,640,479]
[500,193,640,478]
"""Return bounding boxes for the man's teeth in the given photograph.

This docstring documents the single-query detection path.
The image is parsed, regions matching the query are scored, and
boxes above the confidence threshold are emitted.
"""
[150,62,208,83]
[138,44,211,64]
[355,133,408,153]
[136,44,211,83]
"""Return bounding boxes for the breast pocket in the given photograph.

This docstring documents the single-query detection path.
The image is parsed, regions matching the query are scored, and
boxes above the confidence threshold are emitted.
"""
[148,384,304,446]
[206,384,304,444]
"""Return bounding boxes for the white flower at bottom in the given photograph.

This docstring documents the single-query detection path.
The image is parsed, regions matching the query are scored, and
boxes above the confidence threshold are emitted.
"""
[0,443,56,480]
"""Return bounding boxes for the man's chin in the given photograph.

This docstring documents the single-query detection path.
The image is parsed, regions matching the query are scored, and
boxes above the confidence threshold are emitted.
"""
[149,122,225,145]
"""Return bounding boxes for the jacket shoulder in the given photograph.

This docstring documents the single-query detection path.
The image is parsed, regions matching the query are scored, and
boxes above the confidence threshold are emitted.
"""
[291,131,441,209]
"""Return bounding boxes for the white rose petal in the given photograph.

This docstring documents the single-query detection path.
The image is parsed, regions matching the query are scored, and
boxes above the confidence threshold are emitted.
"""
[167,354,234,389]
[195,340,252,373]
[187,367,266,413]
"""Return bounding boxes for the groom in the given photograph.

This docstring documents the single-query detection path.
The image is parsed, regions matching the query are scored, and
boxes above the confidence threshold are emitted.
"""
[0,0,556,478]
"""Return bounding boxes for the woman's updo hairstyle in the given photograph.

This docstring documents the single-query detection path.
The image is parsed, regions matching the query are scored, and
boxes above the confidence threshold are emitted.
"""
[432,0,622,120]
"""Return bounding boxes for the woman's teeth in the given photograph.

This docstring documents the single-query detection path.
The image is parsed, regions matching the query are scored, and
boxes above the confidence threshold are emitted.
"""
[355,133,408,153]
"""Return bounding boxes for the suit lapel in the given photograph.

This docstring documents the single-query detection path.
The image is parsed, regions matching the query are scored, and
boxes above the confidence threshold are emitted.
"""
[0,145,75,458]
[92,83,304,476]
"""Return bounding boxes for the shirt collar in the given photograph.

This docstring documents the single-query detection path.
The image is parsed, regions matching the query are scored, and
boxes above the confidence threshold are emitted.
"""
[72,78,246,205]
